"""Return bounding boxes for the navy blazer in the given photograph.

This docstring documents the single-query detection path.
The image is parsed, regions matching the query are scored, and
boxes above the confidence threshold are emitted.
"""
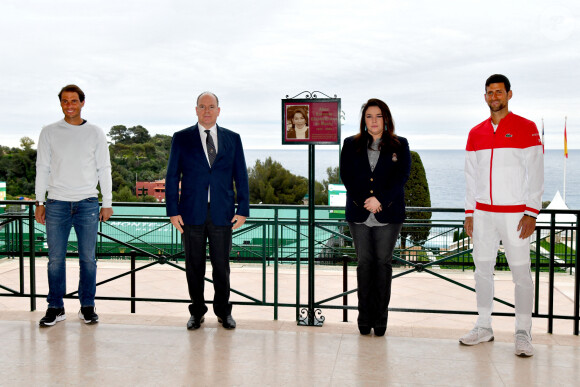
[340,135,411,223]
[165,124,250,226]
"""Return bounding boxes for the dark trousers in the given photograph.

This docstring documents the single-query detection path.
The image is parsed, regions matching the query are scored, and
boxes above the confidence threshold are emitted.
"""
[348,222,402,329]
[183,209,233,319]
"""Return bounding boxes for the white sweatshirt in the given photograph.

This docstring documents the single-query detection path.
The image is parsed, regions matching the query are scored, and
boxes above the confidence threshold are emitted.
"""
[464,112,544,218]
[35,119,113,207]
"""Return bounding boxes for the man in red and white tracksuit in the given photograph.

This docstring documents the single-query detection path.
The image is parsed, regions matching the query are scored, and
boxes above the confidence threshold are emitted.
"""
[460,74,544,357]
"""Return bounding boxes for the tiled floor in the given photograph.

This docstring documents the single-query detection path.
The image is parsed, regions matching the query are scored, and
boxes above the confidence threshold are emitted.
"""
[1,258,579,386]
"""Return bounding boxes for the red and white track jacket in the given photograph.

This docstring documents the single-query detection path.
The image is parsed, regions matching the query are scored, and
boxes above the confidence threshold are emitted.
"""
[465,112,544,218]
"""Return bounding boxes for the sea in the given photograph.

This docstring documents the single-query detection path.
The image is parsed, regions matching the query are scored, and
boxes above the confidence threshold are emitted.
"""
[245,149,579,220]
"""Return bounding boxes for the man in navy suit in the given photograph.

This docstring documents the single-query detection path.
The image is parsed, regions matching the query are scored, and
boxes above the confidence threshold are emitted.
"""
[166,91,249,330]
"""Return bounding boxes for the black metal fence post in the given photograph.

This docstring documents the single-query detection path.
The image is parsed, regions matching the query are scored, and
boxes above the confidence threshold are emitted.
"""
[295,209,301,321]
[130,250,136,313]
[343,254,348,322]
[274,209,279,320]
[28,204,36,311]
[19,215,24,294]
[574,218,579,335]
[534,227,541,314]
[548,213,556,333]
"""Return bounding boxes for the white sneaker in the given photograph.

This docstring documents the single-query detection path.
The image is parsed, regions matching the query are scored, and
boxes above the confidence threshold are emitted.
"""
[514,330,534,357]
[459,327,494,345]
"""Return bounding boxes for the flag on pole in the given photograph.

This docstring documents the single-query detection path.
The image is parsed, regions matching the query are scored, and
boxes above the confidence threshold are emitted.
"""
[541,118,545,153]
[564,117,568,158]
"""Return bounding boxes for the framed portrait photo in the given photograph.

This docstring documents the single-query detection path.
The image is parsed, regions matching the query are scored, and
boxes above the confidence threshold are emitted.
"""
[282,98,341,145]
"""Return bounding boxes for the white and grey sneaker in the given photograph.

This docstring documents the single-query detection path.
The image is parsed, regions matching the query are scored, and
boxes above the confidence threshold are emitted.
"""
[514,330,534,357]
[459,326,494,345]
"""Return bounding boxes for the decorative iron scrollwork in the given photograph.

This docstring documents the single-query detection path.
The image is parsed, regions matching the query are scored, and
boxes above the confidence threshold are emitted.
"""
[297,307,325,326]
[285,91,337,99]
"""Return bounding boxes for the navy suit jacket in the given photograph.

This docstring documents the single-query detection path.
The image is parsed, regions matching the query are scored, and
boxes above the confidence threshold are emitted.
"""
[340,135,411,224]
[165,124,250,226]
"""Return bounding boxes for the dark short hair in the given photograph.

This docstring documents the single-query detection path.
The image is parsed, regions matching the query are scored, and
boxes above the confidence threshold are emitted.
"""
[485,74,511,92]
[196,91,219,107]
[355,98,399,151]
[58,84,85,102]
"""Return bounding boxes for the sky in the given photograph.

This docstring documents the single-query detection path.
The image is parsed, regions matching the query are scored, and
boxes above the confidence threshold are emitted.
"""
[1,0,578,151]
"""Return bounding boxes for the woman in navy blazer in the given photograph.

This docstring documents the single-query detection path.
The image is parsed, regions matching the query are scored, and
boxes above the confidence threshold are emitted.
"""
[340,98,411,336]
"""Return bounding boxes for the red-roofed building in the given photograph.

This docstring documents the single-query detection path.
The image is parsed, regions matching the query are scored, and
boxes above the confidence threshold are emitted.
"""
[135,179,166,202]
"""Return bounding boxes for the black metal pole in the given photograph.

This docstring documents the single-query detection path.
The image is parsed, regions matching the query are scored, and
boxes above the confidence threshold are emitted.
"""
[296,209,301,322]
[534,227,541,314]
[19,215,24,294]
[548,213,556,333]
[131,251,136,313]
[343,255,348,322]
[307,144,315,325]
[274,209,279,320]
[28,204,36,311]
[574,215,579,335]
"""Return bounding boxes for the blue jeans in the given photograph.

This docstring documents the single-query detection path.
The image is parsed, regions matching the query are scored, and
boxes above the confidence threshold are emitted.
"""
[45,198,100,308]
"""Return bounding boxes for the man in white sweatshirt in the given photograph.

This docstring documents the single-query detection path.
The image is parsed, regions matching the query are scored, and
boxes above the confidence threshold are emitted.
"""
[35,84,113,326]
[460,74,543,356]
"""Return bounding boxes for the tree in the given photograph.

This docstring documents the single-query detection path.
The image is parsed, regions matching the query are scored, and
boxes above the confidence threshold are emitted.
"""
[20,137,35,151]
[109,125,152,145]
[113,186,137,202]
[108,126,171,194]
[320,166,340,203]
[314,180,327,205]
[128,125,151,144]
[108,125,131,144]
[453,229,467,242]
[111,169,130,193]
[140,194,158,202]
[248,157,308,204]
[400,151,432,248]
[0,141,36,197]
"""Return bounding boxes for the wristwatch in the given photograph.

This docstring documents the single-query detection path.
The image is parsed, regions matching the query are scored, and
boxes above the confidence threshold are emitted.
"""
[35,201,44,207]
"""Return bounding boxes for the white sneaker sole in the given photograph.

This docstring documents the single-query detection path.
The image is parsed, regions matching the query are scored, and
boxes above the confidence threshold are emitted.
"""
[39,314,66,327]
[459,336,494,346]
[78,311,99,324]
[515,349,534,357]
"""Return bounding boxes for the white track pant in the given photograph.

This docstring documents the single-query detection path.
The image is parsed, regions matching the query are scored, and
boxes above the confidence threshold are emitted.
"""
[472,210,534,334]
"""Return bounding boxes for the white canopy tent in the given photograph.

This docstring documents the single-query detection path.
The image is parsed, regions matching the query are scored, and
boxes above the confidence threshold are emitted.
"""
[537,191,577,225]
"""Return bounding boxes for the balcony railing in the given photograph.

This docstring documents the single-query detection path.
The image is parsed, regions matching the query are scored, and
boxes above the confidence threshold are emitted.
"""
[1,201,578,334]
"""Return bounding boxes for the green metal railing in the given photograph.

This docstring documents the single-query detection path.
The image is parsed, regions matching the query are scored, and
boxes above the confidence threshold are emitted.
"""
[1,201,578,334]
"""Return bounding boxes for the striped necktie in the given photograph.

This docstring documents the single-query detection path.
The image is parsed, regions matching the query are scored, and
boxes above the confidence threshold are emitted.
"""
[205,130,216,166]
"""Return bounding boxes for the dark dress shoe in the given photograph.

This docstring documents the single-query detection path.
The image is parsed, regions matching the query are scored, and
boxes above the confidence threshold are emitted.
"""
[218,315,236,329]
[187,315,204,330]
[374,326,386,337]
[358,325,371,335]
